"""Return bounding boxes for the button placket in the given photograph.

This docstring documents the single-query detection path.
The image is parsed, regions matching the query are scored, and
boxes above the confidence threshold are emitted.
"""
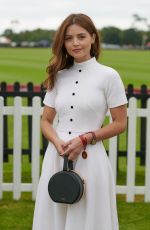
[69,91,75,134]
[69,68,82,135]
[69,89,75,133]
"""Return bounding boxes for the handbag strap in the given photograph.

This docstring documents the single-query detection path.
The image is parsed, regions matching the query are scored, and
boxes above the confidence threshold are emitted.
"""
[63,156,73,171]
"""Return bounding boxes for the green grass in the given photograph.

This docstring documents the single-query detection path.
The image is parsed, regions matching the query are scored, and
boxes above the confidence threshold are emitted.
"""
[100,50,150,87]
[0,48,150,87]
[0,48,51,84]
[0,193,34,230]
[0,193,150,230]
[117,196,150,230]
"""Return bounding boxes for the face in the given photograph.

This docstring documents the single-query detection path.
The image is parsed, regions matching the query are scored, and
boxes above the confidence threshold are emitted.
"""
[64,24,95,63]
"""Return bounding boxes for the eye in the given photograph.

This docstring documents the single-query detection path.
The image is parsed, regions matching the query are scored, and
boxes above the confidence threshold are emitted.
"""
[65,36,72,41]
[78,35,86,39]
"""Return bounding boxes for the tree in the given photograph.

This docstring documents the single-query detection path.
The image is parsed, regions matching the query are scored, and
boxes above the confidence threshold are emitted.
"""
[2,28,55,45]
[131,14,150,45]
[122,28,142,46]
[101,27,122,45]
[132,14,149,31]
[3,29,14,37]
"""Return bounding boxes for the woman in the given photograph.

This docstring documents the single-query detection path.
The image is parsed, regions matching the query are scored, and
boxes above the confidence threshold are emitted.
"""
[32,13,127,230]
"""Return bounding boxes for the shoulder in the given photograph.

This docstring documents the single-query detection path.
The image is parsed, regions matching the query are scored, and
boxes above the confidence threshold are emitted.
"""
[94,62,125,92]
[95,62,120,79]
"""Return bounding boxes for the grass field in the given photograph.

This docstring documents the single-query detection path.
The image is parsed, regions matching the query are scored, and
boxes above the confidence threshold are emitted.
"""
[0,48,150,87]
[0,193,150,230]
[0,48,150,230]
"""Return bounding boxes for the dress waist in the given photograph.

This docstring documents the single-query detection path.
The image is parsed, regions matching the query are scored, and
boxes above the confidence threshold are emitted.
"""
[56,129,88,134]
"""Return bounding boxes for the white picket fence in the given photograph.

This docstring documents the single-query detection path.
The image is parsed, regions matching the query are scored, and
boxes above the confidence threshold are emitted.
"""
[0,96,150,202]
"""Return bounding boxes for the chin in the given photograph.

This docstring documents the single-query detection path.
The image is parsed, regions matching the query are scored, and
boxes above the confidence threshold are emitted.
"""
[72,53,83,58]
[73,54,86,61]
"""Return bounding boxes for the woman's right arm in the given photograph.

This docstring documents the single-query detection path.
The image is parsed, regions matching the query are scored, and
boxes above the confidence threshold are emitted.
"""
[41,106,66,155]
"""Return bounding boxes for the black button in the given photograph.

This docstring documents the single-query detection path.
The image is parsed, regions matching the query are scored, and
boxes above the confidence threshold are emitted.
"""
[79,69,82,72]
[71,106,73,109]
[76,81,78,84]
[72,93,75,95]
[70,119,73,122]
[69,131,71,134]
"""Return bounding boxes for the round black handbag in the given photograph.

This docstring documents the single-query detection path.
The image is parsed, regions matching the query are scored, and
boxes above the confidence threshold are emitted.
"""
[48,156,85,204]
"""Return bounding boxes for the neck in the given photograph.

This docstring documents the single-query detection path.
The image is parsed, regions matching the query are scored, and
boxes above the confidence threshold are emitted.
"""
[74,56,92,63]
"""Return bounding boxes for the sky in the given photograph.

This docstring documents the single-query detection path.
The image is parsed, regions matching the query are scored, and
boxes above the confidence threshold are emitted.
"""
[0,0,149,34]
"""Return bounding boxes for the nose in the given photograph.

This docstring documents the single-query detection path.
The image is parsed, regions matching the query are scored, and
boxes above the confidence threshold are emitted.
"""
[72,38,79,46]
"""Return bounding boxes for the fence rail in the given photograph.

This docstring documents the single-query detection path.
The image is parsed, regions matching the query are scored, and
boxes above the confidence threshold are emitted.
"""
[0,96,150,202]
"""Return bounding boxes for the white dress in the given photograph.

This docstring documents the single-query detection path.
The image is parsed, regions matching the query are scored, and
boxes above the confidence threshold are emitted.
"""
[32,57,127,230]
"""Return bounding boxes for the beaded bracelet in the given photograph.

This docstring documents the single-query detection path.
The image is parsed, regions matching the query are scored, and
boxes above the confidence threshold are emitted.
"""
[85,131,97,145]
[79,134,87,150]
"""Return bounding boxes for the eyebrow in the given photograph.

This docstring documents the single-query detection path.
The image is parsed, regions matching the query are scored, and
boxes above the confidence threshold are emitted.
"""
[65,33,86,37]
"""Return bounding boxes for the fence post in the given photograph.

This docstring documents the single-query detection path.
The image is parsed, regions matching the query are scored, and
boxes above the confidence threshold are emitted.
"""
[126,97,137,202]
[109,115,118,184]
[14,82,20,92]
[145,98,150,202]
[31,97,41,200]
[13,97,22,200]
[126,84,134,164]
[1,82,8,162]
[0,97,4,199]
[127,84,134,99]
[40,85,48,156]
[27,82,34,162]
[140,84,147,165]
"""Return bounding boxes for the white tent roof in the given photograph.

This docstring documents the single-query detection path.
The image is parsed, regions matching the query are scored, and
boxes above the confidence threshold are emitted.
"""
[0,36,11,44]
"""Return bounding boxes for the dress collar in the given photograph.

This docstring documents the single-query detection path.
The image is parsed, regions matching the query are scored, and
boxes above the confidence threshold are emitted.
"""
[73,57,97,69]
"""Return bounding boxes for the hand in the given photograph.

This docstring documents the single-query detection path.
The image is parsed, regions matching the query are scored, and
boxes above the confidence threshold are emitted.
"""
[53,138,69,156]
[60,137,84,161]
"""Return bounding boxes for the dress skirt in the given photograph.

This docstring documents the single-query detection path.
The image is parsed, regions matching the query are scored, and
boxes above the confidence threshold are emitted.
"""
[32,130,119,230]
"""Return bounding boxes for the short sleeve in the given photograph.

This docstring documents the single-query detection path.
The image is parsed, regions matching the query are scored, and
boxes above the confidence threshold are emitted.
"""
[106,70,128,108]
[43,86,56,108]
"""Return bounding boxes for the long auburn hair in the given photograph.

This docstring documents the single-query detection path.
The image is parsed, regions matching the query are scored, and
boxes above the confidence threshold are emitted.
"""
[44,13,101,89]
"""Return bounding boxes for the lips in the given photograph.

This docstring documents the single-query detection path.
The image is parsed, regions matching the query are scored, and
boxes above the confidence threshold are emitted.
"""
[72,49,82,52]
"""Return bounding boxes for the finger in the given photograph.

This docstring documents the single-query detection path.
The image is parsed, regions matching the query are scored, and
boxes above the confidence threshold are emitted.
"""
[61,146,71,155]
[68,154,75,161]
[63,140,72,148]
[58,147,65,156]
[62,145,69,151]
[60,150,69,156]
[60,152,69,157]
[69,150,80,160]
[59,152,65,156]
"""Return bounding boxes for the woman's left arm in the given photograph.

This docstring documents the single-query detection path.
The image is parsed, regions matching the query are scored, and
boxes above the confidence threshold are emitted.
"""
[62,105,127,160]
[91,104,127,142]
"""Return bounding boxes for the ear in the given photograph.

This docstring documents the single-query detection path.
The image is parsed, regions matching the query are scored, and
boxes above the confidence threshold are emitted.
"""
[91,33,96,44]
